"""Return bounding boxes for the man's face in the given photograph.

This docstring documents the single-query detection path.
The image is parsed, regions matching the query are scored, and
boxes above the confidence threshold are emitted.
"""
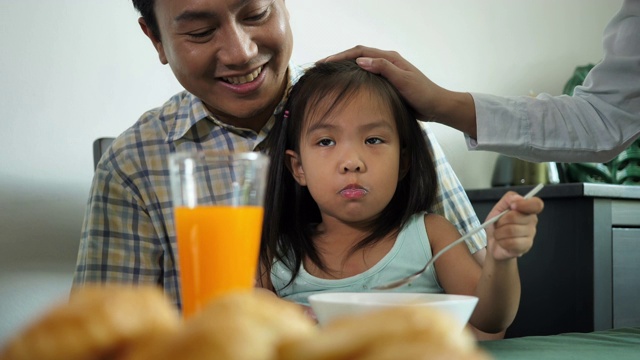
[145,0,293,128]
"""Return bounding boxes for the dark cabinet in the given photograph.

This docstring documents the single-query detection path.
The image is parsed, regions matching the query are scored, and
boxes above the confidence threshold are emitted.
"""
[466,183,640,338]
[613,228,640,328]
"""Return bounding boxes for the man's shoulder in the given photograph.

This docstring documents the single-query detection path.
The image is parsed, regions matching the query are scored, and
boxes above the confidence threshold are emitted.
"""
[136,90,193,125]
[118,90,198,145]
[97,91,193,176]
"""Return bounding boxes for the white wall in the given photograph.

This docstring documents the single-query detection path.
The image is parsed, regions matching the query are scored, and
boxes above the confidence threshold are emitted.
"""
[0,0,622,344]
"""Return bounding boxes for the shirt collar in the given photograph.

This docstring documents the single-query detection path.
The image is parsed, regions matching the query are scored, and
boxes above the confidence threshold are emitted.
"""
[166,93,212,142]
[168,63,305,143]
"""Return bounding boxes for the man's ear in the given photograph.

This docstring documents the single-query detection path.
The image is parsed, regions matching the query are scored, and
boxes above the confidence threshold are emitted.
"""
[399,149,410,180]
[285,150,307,186]
[138,17,168,65]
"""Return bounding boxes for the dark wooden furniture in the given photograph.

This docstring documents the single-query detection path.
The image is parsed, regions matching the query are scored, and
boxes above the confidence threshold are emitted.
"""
[466,183,640,338]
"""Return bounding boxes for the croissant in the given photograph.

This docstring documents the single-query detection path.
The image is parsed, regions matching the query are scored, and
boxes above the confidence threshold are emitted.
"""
[0,284,180,360]
[1,286,490,360]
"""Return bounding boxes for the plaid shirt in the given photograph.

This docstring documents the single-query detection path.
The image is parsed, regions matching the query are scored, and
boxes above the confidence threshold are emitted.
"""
[73,65,486,309]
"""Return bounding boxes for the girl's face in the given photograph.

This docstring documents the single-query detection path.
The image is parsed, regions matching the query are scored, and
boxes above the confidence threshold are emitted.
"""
[286,90,403,226]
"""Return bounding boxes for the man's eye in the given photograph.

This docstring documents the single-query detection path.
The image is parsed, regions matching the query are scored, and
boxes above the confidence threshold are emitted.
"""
[318,139,335,147]
[366,137,384,145]
[245,2,272,23]
[246,8,270,22]
[188,29,215,39]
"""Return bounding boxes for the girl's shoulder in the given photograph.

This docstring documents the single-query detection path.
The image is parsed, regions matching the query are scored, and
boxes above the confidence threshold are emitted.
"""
[422,212,454,228]
[422,213,461,248]
[403,212,454,235]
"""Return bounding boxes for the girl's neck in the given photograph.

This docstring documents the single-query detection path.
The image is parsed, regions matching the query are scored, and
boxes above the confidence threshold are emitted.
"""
[306,220,396,279]
[314,219,370,251]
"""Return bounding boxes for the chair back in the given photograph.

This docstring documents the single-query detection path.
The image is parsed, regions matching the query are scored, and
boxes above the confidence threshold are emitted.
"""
[93,137,115,170]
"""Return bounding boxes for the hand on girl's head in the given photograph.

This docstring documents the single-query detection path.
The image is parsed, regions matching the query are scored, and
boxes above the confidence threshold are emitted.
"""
[485,192,544,261]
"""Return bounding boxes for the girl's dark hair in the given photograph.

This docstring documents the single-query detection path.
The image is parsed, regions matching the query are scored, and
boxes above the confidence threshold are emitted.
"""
[260,60,438,289]
[132,0,161,41]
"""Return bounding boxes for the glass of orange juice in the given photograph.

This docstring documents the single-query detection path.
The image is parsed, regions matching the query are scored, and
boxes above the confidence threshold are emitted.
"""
[169,151,269,318]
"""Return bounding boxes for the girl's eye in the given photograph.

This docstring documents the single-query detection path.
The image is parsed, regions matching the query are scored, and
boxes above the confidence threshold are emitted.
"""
[318,138,335,147]
[366,137,384,145]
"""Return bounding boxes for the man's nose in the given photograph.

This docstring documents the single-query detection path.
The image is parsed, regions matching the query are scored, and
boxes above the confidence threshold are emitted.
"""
[218,24,257,65]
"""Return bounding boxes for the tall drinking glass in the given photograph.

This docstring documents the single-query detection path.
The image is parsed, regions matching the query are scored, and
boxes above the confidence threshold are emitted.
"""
[169,151,269,318]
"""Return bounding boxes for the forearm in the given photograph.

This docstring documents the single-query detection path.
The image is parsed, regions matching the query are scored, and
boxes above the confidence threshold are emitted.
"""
[431,90,478,138]
[470,257,521,333]
[468,1,640,163]
[469,93,640,163]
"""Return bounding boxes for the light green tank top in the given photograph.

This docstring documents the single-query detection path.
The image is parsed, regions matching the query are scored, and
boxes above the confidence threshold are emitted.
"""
[271,212,444,305]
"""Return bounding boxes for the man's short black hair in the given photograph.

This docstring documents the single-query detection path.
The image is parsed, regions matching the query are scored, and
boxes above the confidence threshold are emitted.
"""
[132,0,161,40]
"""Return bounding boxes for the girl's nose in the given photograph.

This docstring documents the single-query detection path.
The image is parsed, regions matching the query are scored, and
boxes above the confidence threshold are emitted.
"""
[341,159,365,173]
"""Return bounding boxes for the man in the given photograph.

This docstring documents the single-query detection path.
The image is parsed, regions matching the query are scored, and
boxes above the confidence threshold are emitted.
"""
[73,0,499,310]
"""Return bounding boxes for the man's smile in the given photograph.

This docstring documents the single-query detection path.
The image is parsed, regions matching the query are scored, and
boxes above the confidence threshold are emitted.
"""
[220,66,264,85]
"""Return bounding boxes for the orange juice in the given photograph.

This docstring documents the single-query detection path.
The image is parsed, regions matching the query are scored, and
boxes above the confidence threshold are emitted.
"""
[174,205,264,318]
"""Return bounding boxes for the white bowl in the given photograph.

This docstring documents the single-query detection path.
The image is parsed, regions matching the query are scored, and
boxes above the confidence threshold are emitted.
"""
[308,292,478,331]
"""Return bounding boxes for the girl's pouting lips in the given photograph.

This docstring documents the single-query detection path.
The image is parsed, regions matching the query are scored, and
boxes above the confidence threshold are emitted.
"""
[339,184,368,200]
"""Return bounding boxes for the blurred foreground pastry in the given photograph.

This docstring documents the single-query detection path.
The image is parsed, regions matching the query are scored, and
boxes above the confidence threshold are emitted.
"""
[0,284,180,360]
[127,289,318,360]
[280,306,490,360]
[1,287,490,360]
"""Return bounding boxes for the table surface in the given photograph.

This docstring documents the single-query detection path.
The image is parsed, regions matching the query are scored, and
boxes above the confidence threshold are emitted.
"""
[479,327,640,360]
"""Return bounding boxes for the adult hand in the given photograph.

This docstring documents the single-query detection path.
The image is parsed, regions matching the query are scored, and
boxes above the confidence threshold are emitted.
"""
[319,46,478,137]
[484,192,544,261]
[319,45,442,122]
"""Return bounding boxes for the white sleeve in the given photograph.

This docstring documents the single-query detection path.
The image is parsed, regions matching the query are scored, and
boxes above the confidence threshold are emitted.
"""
[467,0,640,163]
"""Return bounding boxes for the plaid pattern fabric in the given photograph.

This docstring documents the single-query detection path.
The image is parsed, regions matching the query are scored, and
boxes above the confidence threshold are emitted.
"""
[423,122,486,253]
[73,65,485,309]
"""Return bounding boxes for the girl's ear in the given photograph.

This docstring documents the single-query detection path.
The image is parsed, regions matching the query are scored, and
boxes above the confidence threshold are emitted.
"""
[399,148,410,180]
[285,150,307,186]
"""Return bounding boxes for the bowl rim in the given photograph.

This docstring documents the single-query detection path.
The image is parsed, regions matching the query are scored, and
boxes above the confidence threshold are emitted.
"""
[308,292,479,305]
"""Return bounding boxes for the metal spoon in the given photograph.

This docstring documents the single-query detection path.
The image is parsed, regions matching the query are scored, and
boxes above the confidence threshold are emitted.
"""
[372,183,544,291]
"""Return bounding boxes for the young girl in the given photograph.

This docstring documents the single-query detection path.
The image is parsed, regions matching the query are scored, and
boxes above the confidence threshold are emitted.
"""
[259,60,543,334]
